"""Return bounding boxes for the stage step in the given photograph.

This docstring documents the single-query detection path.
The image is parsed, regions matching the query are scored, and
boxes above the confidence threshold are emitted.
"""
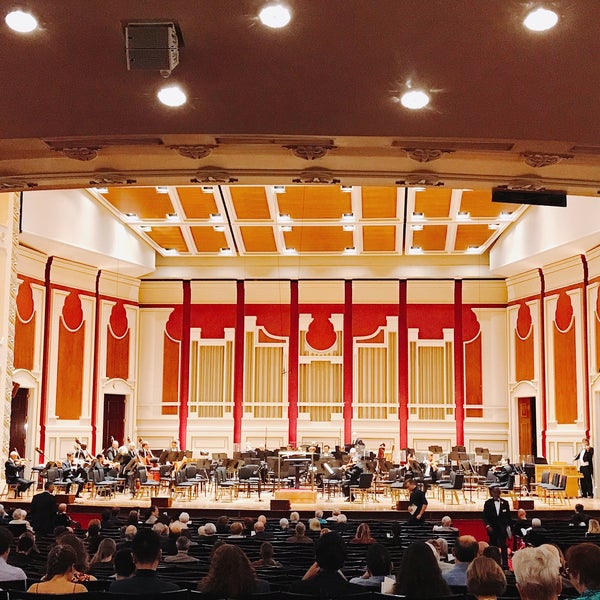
[274,489,318,503]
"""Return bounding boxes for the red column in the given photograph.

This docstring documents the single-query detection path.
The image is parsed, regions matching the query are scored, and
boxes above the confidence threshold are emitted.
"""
[454,280,465,446]
[343,281,353,445]
[90,270,101,454]
[581,255,591,439]
[538,269,547,456]
[38,257,53,452]
[178,281,191,450]
[288,281,299,446]
[232,281,245,447]
[398,280,409,449]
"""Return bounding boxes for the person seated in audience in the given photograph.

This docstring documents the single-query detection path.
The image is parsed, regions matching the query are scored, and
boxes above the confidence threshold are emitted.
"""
[315,509,327,525]
[198,522,218,545]
[8,531,41,569]
[394,541,451,598]
[113,548,135,581]
[514,508,531,534]
[101,507,122,530]
[467,555,507,600]
[566,542,600,600]
[350,522,377,544]
[512,545,562,600]
[330,513,348,531]
[585,518,600,538]
[151,522,170,553]
[56,503,79,530]
[109,529,180,593]
[482,545,503,567]
[289,511,300,524]
[251,542,282,569]
[525,517,550,547]
[9,508,33,532]
[163,535,199,563]
[90,537,116,575]
[326,508,341,521]
[278,517,289,531]
[286,522,313,544]
[117,525,137,551]
[320,527,331,536]
[215,515,229,534]
[173,511,191,529]
[570,503,592,527]
[291,532,363,597]
[198,543,270,597]
[0,527,27,583]
[540,544,575,594]
[85,519,103,556]
[57,532,97,582]
[387,521,402,545]
[478,540,489,555]
[252,521,271,540]
[27,545,87,594]
[427,538,453,572]
[349,543,392,588]
[228,521,245,539]
[143,506,159,525]
[256,514,268,528]
[308,517,321,533]
[433,515,459,533]
[442,535,479,586]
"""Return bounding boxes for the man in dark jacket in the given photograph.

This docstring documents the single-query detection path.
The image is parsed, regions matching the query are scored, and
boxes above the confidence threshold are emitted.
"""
[483,485,512,567]
[29,482,57,535]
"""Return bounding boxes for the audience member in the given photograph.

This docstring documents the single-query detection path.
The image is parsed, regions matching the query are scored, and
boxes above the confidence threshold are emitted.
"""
[467,555,507,600]
[349,543,392,588]
[0,505,10,525]
[289,511,300,524]
[9,508,33,533]
[278,517,289,530]
[570,503,591,527]
[525,517,550,547]
[56,503,78,529]
[117,525,137,551]
[566,543,600,600]
[198,522,217,545]
[27,545,87,594]
[85,520,103,555]
[585,518,600,537]
[315,510,327,525]
[164,535,199,563]
[433,515,458,532]
[198,543,269,597]
[394,541,451,598]
[215,516,229,534]
[442,535,479,586]
[326,509,341,521]
[144,506,159,525]
[482,545,503,567]
[0,527,26,582]
[90,538,116,569]
[113,548,135,580]
[57,532,97,582]
[512,545,561,600]
[286,522,313,544]
[228,521,245,538]
[252,521,270,539]
[350,522,377,544]
[9,531,41,570]
[308,518,321,532]
[109,529,179,593]
[251,542,282,568]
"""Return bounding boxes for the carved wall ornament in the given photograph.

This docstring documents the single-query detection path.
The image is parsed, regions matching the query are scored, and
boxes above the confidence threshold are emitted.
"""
[0,179,38,191]
[169,144,217,159]
[497,178,547,192]
[54,146,101,161]
[89,175,137,186]
[402,147,454,163]
[190,168,238,184]
[284,144,336,160]
[520,152,574,168]
[395,172,444,187]
[291,168,340,184]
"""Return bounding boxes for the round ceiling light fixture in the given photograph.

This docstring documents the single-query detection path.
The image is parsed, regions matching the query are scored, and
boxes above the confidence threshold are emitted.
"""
[400,90,430,110]
[523,7,558,31]
[5,9,38,32]
[157,85,187,107]
[259,4,292,28]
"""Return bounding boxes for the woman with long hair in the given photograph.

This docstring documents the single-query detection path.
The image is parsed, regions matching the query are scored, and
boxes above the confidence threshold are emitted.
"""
[198,544,270,598]
[56,532,97,582]
[350,522,377,544]
[90,538,117,565]
[27,545,87,594]
[394,541,451,598]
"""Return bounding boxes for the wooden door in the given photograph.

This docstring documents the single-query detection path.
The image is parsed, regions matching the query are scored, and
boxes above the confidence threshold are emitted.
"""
[102,394,125,451]
[518,397,536,460]
[9,387,28,457]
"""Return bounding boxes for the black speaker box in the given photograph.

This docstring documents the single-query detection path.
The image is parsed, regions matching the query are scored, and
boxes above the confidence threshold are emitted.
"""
[492,188,567,207]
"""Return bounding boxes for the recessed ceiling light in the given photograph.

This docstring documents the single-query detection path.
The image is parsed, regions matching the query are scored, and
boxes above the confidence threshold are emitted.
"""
[456,211,471,221]
[410,246,424,254]
[140,225,153,232]
[156,186,169,194]
[341,212,355,222]
[278,213,291,222]
[201,186,214,193]
[524,7,558,31]
[413,187,426,192]
[157,85,187,107]
[411,224,424,231]
[124,213,138,221]
[343,224,355,232]
[166,213,179,221]
[5,10,38,33]
[465,245,480,254]
[283,247,297,255]
[499,211,513,221]
[213,225,225,232]
[400,90,430,110]
[340,186,353,193]
[273,185,286,193]
[209,213,224,222]
[412,211,425,221]
[259,4,291,28]
[279,225,292,232]
[93,187,108,194]
[163,248,179,255]
[488,223,501,230]
[343,247,357,255]
[219,248,234,256]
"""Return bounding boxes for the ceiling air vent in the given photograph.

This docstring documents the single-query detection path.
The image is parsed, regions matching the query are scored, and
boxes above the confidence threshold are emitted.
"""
[125,22,180,75]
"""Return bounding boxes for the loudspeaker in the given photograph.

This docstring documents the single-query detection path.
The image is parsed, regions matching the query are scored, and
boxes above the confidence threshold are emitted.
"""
[513,499,534,510]
[154,496,172,508]
[492,188,567,207]
[270,499,291,511]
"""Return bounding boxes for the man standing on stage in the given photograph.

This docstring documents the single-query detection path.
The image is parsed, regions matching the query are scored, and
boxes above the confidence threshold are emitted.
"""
[482,485,512,567]
[405,478,428,525]
[575,438,594,498]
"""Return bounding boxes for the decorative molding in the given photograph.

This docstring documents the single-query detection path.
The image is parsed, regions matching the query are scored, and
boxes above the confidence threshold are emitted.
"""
[190,168,238,184]
[54,147,101,161]
[291,168,340,184]
[496,177,547,192]
[402,147,454,163]
[395,172,444,187]
[0,179,38,191]
[520,152,574,168]
[169,145,217,160]
[88,175,137,186]
[284,144,336,161]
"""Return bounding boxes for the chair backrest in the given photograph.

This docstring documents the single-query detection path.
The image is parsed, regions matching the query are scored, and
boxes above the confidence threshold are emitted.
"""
[185,464,197,478]
[46,467,58,483]
[452,472,465,489]
[559,474,567,489]
[215,466,227,483]
[358,473,374,489]
[540,470,550,484]
[238,465,259,480]
[138,468,148,483]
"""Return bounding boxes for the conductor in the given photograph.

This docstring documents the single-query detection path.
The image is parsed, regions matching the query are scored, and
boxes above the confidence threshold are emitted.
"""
[574,438,594,498]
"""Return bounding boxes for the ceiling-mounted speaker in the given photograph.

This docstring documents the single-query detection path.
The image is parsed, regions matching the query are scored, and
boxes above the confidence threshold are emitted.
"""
[492,188,567,208]
[125,22,179,75]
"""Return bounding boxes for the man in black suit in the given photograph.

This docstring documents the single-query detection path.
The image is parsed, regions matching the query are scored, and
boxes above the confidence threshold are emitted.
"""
[29,481,57,535]
[483,485,512,567]
[575,438,594,498]
[4,452,33,497]
[405,477,428,525]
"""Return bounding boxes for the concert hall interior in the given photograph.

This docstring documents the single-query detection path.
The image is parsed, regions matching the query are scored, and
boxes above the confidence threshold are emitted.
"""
[1,1,599,517]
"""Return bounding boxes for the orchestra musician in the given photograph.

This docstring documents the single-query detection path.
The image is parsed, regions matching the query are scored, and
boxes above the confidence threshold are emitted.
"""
[104,439,120,463]
[491,457,513,486]
[73,439,93,467]
[424,451,439,483]
[341,450,364,501]
[139,441,155,466]
[4,451,33,497]
[61,452,86,497]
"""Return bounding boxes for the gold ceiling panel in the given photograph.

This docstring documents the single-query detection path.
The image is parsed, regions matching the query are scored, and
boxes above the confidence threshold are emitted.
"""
[414,189,453,218]
[240,226,278,253]
[230,187,271,219]
[361,187,398,219]
[283,226,354,252]
[455,224,493,251]
[189,226,228,253]
[277,186,352,219]
[412,225,448,251]
[176,187,219,219]
[460,190,517,218]
[103,188,174,219]
[363,226,396,252]
[146,227,188,252]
